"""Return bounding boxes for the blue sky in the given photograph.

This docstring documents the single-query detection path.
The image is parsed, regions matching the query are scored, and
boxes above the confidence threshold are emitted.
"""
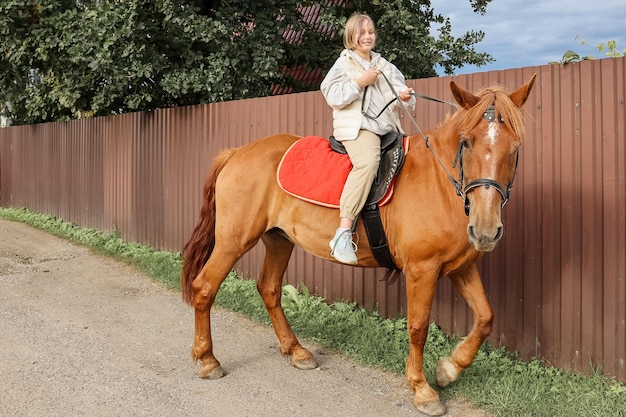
[432,0,625,74]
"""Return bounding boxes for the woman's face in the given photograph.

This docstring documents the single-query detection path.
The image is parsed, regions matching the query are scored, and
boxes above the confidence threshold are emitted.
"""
[352,19,376,59]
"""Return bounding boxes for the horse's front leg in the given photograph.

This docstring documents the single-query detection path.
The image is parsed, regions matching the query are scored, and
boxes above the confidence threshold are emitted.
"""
[405,267,447,416]
[191,254,236,379]
[436,264,493,387]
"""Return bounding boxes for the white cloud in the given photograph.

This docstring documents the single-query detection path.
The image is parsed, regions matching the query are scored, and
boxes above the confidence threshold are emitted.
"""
[432,0,625,74]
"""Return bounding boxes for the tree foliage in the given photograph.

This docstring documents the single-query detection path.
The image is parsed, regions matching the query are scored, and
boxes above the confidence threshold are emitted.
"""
[553,36,625,65]
[0,0,494,125]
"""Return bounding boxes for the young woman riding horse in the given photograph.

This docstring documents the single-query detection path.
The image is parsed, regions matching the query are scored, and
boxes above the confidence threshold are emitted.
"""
[181,74,536,416]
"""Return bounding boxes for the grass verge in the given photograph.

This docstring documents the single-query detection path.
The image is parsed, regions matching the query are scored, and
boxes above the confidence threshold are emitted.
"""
[1,207,624,417]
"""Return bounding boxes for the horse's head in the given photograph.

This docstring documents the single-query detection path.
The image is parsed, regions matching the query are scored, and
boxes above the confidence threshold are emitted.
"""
[450,74,536,252]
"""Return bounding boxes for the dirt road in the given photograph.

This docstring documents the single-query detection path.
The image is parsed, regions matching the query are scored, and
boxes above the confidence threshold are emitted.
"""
[0,219,488,417]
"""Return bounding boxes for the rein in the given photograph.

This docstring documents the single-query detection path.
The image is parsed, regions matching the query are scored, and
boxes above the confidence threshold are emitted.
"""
[378,72,517,216]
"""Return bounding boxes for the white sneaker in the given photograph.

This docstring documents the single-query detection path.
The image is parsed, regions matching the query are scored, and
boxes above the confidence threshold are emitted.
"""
[329,229,358,265]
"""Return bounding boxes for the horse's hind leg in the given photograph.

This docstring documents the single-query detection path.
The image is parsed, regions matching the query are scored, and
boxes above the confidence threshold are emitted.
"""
[257,232,318,370]
[191,250,243,379]
[436,264,493,387]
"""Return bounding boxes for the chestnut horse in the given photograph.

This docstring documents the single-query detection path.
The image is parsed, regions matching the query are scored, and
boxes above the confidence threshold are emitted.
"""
[181,74,536,416]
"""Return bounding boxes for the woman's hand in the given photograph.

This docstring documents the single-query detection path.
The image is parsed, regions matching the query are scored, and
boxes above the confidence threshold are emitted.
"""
[398,88,414,102]
[356,67,381,89]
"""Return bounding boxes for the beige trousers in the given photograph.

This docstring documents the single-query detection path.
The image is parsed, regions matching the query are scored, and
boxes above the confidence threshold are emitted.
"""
[339,130,381,221]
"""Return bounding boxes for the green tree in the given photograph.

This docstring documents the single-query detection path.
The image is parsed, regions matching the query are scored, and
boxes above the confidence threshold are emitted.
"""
[554,35,625,65]
[319,0,493,78]
[0,0,494,125]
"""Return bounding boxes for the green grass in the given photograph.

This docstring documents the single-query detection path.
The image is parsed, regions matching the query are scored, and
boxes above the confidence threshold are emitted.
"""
[1,207,624,417]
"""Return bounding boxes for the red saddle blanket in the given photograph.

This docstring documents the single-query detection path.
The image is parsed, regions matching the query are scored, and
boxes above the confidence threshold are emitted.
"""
[277,135,396,208]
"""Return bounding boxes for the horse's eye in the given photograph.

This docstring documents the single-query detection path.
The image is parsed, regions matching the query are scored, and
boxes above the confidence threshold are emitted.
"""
[462,140,470,149]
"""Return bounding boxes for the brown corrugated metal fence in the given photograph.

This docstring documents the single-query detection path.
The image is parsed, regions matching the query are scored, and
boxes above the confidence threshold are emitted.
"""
[1,59,624,383]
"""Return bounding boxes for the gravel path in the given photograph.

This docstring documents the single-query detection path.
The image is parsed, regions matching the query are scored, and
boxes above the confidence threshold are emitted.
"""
[0,219,489,417]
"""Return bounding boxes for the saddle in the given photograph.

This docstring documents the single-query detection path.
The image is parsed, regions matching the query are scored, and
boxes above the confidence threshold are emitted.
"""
[329,131,406,206]
[330,131,406,270]
[276,132,406,270]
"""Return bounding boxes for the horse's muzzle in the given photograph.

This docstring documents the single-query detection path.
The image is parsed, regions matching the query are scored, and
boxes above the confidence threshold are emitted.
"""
[467,224,503,252]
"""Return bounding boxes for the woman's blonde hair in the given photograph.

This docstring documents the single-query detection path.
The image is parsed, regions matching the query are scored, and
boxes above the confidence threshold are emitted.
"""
[343,13,375,50]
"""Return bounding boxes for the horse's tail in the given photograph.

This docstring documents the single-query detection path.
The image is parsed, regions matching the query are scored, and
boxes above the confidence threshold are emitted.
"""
[181,149,236,305]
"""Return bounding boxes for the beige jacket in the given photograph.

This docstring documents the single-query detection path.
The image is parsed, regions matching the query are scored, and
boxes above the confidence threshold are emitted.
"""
[321,49,414,141]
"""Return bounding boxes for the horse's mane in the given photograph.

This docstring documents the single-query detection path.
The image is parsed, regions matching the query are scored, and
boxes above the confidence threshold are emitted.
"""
[453,85,527,143]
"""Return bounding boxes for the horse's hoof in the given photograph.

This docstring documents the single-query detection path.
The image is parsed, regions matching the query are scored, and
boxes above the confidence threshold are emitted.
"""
[289,346,318,370]
[435,357,460,388]
[415,400,447,416]
[291,355,319,370]
[198,363,226,379]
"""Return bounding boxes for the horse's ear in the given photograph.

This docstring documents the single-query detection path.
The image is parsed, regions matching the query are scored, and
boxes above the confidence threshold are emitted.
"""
[509,73,537,108]
[450,81,480,110]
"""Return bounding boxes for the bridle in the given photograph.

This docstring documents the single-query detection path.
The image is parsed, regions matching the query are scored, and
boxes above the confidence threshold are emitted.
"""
[452,105,519,215]
[378,72,519,216]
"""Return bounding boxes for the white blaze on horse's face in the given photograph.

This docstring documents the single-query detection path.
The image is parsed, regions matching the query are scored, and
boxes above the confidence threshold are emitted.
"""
[487,122,498,145]
[465,120,510,252]
[483,121,500,165]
